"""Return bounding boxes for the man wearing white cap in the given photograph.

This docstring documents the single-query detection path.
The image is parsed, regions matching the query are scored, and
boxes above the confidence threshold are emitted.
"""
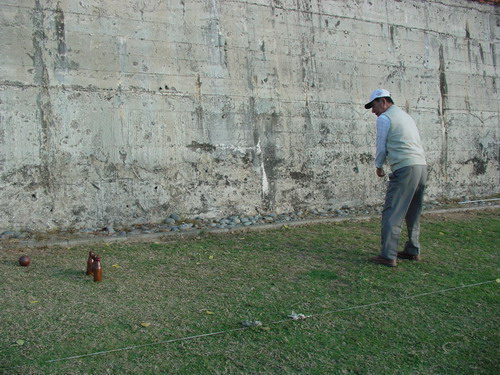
[365,89,428,267]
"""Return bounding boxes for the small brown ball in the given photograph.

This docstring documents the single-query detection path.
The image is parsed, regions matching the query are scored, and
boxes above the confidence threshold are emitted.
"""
[19,255,31,267]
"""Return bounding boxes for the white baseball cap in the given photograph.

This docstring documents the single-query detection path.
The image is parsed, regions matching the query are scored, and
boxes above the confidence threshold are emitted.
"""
[364,89,392,109]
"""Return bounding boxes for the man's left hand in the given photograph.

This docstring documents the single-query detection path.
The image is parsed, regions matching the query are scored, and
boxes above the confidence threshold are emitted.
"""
[376,168,386,177]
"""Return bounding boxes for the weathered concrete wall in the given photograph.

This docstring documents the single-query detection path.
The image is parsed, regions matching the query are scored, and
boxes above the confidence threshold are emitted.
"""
[0,0,498,231]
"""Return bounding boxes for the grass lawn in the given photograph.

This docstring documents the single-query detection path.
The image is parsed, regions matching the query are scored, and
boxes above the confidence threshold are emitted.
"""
[1,208,498,374]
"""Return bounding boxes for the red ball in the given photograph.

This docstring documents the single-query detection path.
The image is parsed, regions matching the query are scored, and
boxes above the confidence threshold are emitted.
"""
[19,256,31,267]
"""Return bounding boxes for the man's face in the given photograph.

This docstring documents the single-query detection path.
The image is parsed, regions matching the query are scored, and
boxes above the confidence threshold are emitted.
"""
[371,98,386,117]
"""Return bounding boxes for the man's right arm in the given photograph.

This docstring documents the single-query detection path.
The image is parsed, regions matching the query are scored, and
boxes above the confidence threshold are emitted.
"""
[375,115,390,177]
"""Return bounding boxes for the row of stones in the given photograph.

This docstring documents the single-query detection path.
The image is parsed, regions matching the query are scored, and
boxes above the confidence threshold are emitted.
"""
[1,200,495,240]
[87,207,373,236]
[1,206,375,240]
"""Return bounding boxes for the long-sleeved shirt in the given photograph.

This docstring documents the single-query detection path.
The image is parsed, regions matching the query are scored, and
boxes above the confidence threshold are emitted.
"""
[375,114,390,168]
[375,105,426,172]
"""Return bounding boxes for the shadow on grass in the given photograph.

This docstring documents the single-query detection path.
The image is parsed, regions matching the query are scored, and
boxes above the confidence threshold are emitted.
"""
[50,268,88,280]
[2,259,22,267]
[306,269,339,280]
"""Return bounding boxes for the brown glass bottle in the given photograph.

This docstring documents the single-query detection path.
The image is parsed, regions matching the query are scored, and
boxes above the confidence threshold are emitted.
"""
[93,256,102,282]
[86,251,95,275]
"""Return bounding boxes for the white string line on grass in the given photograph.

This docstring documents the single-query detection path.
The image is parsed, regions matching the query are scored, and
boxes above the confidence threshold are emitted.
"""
[2,279,496,370]
[267,279,497,325]
[42,279,497,364]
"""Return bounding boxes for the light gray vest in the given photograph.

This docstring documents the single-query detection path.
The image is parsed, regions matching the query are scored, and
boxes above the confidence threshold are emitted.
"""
[383,105,426,172]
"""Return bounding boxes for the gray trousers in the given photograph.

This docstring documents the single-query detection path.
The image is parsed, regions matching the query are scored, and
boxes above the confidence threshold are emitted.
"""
[380,165,428,260]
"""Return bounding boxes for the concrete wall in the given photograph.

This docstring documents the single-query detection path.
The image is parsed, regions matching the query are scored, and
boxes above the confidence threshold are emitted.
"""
[0,0,498,231]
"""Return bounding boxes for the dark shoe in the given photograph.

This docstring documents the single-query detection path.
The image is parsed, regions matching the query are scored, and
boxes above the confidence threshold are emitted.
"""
[371,256,397,267]
[397,252,421,261]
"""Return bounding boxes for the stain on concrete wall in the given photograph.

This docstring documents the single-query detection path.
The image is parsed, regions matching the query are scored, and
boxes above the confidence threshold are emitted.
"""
[0,0,498,231]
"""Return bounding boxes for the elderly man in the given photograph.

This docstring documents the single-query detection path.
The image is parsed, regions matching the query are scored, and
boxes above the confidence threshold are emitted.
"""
[365,89,428,267]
